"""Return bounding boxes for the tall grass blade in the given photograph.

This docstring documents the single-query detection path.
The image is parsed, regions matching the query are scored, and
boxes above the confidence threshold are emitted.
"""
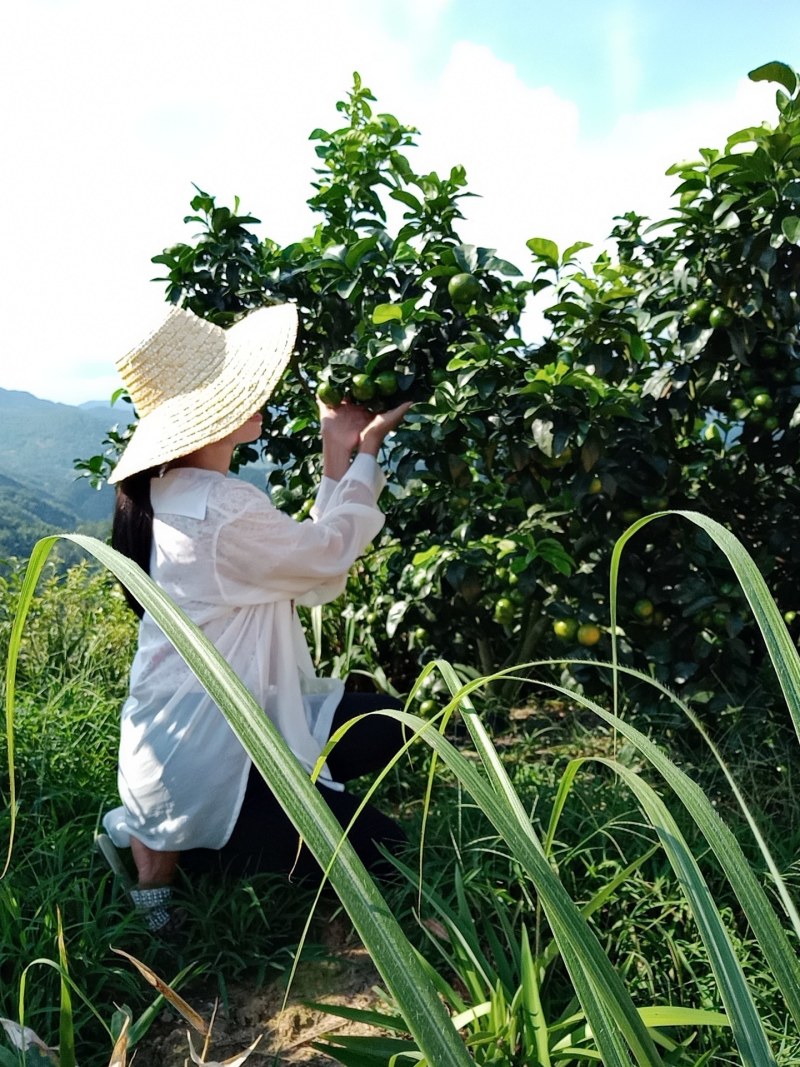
[520,925,551,1067]
[606,510,800,1026]
[56,909,76,1067]
[610,510,800,744]
[112,949,209,1036]
[383,712,664,1066]
[673,691,800,943]
[411,663,666,1064]
[4,535,473,1067]
[534,669,800,1032]
[595,756,776,1065]
[2,534,59,877]
[108,1013,129,1067]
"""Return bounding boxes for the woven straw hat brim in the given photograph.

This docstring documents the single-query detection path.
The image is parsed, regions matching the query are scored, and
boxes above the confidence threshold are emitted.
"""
[109,304,297,484]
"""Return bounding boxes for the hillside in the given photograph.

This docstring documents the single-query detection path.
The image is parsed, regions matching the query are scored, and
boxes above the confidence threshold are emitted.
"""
[0,388,274,562]
[0,388,123,561]
[0,388,121,523]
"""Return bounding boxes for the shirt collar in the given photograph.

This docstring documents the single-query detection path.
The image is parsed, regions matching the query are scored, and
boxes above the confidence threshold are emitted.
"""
[151,468,224,519]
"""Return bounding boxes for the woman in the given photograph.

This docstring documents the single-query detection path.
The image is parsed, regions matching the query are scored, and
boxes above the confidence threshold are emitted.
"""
[102,302,411,932]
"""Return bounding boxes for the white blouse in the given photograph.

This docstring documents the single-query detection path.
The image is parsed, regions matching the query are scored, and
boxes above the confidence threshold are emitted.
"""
[103,453,386,852]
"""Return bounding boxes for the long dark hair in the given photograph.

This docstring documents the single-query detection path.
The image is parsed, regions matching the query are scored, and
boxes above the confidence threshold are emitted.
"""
[111,467,159,618]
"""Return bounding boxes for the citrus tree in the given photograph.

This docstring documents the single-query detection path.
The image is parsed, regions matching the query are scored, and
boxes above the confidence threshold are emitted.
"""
[88,63,800,722]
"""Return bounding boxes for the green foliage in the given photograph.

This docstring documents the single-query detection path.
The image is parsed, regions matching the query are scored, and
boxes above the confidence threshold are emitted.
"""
[7,513,800,1064]
[78,64,800,721]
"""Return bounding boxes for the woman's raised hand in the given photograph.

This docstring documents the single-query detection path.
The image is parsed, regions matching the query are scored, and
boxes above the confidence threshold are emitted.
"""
[318,396,413,477]
[358,401,414,456]
[318,397,373,455]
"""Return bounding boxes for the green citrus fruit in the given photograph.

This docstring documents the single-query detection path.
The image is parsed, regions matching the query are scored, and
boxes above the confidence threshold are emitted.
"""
[764,414,779,431]
[351,373,376,401]
[739,368,757,387]
[374,370,399,397]
[686,298,710,323]
[588,476,603,494]
[413,626,428,645]
[553,617,579,641]
[316,381,343,406]
[634,598,655,620]
[448,272,482,308]
[784,610,797,625]
[419,699,438,716]
[761,341,780,360]
[577,623,602,647]
[750,391,773,410]
[709,306,735,329]
[493,597,515,625]
[430,367,449,385]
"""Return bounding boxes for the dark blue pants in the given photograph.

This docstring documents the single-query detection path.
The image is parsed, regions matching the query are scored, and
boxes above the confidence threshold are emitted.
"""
[181,691,407,881]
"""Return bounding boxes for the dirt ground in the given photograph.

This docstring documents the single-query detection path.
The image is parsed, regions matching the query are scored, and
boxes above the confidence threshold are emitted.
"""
[133,919,395,1066]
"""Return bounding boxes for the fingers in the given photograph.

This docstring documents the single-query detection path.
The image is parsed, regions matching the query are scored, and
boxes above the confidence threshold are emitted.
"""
[367,401,414,435]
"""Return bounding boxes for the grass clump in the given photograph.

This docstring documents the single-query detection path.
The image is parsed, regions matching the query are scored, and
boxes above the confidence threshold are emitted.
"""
[3,512,800,1064]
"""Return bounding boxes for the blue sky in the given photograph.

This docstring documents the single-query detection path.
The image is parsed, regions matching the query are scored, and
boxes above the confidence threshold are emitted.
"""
[415,1,800,123]
[2,0,798,404]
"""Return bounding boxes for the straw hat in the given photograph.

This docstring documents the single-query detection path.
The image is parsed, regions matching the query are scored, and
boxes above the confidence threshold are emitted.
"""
[108,303,298,484]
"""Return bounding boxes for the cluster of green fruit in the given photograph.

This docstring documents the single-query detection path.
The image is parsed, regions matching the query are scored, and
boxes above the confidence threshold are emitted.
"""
[314,272,483,410]
[316,369,403,408]
[686,297,791,433]
[685,298,736,330]
[550,598,667,647]
[722,351,792,431]
[551,617,602,646]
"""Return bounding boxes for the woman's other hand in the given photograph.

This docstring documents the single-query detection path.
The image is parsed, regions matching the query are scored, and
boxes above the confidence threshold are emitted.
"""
[358,402,414,456]
[319,398,389,480]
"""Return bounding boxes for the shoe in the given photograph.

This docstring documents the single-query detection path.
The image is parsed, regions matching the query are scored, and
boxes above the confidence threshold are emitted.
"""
[95,833,184,937]
[130,885,175,933]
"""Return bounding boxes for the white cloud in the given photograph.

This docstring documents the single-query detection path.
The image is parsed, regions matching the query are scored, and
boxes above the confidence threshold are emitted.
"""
[0,0,784,404]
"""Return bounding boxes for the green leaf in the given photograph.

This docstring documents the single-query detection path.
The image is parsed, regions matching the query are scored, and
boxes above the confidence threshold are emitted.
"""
[561,241,593,264]
[526,237,559,264]
[389,189,423,213]
[638,1006,729,1029]
[372,304,404,324]
[748,62,798,95]
[311,1035,419,1065]
[454,244,479,273]
[781,215,800,243]
[386,599,409,637]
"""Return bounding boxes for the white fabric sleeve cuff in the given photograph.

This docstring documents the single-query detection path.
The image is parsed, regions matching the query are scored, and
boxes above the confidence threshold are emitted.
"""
[345,452,386,496]
[311,476,339,519]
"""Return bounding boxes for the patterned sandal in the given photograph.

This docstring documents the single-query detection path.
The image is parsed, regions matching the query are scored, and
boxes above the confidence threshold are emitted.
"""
[129,885,174,932]
[95,833,184,937]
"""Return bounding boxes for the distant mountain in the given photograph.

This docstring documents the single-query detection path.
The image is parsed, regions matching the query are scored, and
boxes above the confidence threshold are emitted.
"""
[0,388,274,562]
[0,470,89,561]
[0,389,124,559]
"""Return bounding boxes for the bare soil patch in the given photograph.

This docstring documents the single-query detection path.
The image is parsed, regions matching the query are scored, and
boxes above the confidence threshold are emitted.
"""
[133,918,392,1066]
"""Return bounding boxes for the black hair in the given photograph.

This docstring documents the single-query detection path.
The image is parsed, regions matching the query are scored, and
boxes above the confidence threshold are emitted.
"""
[111,467,159,618]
